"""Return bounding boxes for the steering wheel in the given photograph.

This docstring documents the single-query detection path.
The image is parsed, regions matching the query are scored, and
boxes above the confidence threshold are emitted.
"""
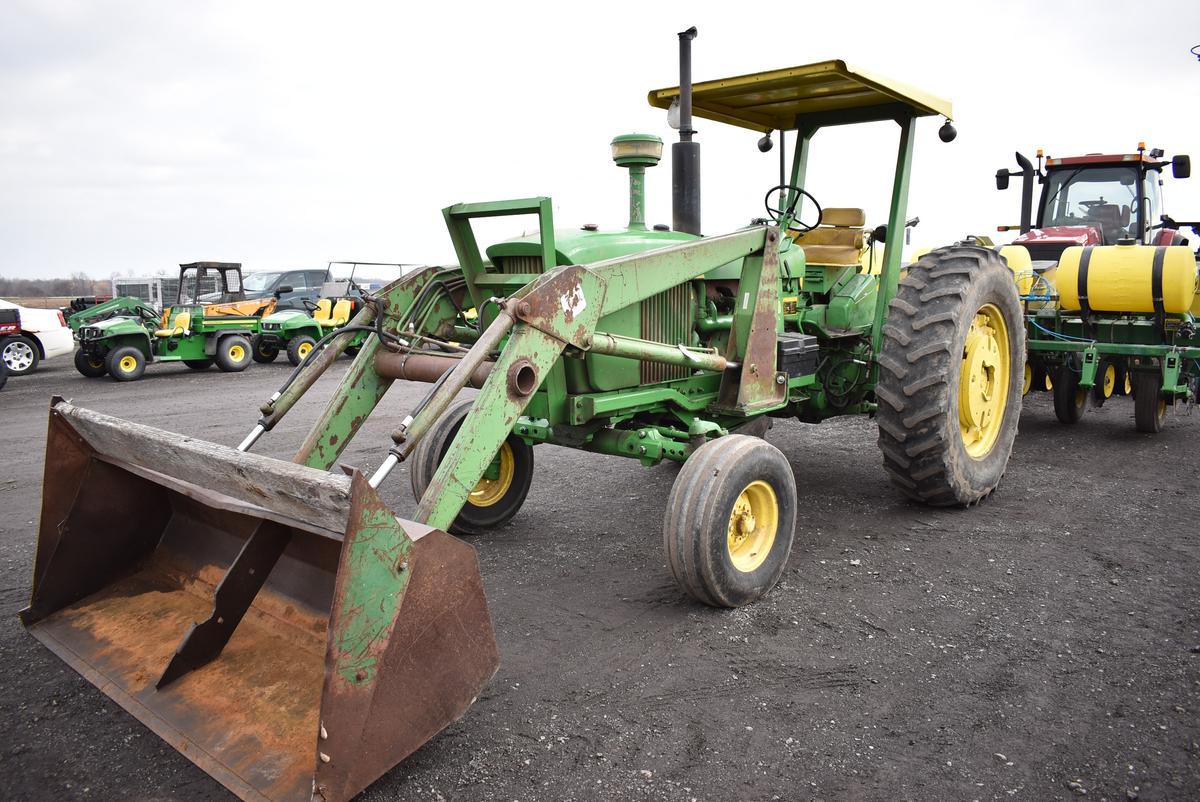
[301,298,321,313]
[764,184,823,233]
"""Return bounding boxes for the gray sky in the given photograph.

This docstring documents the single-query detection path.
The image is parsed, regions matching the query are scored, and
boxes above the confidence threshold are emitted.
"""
[2,0,1198,280]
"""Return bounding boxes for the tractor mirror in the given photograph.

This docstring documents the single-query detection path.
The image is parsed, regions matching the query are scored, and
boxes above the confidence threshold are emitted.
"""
[1173,155,1191,179]
[995,170,1010,191]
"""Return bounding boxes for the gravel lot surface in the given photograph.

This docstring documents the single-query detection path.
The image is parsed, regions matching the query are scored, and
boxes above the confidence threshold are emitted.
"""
[1,356,1197,802]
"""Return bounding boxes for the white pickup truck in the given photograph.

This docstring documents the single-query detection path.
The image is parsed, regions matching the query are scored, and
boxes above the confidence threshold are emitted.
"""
[0,299,74,375]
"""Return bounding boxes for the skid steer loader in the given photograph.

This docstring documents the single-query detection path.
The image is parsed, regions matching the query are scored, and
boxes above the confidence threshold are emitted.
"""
[22,31,1023,802]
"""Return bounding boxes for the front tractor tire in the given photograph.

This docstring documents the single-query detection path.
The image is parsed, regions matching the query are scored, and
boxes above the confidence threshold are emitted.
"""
[1133,371,1167,433]
[875,245,1024,506]
[663,435,798,608]
[74,349,108,378]
[1053,359,1088,424]
[106,346,146,382]
[215,335,252,372]
[410,398,536,536]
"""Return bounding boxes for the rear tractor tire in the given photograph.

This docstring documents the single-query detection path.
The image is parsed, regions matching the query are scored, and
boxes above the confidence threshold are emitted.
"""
[410,398,535,536]
[251,334,279,363]
[215,335,252,372]
[664,435,797,607]
[74,349,108,378]
[1053,359,1088,424]
[875,245,1024,506]
[287,335,317,367]
[1133,371,1167,433]
[106,346,145,382]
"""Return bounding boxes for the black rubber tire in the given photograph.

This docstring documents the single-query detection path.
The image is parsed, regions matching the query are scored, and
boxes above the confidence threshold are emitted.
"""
[663,434,797,608]
[1091,358,1117,407]
[410,398,535,536]
[1030,363,1051,393]
[184,359,213,370]
[74,349,108,378]
[1053,361,1087,424]
[0,359,6,390]
[1133,371,1167,433]
[875,245,1024,506]
[2,334,40,376]
[1114,360,1132,397]
[286,335,317,367]
[215,335,252,372]
[106,345,145,382]
[251,334,279,363]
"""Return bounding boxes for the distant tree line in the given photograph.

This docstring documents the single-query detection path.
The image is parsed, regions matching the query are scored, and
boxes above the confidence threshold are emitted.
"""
[0,273,109,298]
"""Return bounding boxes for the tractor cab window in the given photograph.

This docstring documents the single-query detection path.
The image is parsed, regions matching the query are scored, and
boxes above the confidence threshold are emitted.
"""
[1141,170,1163,240]
[178,268,221,305]
[1040,166,1138,244]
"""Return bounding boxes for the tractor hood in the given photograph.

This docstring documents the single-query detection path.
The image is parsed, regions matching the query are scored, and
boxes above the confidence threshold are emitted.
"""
[1012,226,1101,262]
[487,227,697,267]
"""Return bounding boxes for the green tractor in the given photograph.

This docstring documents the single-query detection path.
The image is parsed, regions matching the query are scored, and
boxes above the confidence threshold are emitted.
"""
[74,262,259,380]
[250,262,394,365]
[23,37,1024,802]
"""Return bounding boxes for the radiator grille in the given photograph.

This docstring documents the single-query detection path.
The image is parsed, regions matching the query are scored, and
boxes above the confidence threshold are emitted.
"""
[497,255,544,274]
[640,283,693,384]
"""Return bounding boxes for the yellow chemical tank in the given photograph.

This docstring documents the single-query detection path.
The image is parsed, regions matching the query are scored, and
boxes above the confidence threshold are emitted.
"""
[1057,244,1197,315]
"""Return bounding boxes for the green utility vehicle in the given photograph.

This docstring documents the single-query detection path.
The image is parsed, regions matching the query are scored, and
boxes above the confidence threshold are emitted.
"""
[74,262,258,380]
[24,36,1025,802]
[251,262,399,365]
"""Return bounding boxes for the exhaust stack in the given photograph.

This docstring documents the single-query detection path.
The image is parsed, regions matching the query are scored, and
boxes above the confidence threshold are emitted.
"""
[672,27,701,235]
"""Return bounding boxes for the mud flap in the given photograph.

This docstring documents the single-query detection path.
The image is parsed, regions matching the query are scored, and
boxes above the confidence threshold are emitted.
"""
[21,400,499,802]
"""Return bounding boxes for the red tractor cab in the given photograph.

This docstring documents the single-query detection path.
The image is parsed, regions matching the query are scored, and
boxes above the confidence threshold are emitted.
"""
[996,145,1192,262]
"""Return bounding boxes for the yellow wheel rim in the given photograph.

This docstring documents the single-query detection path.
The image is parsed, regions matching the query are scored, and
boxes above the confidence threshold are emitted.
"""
[1022,363,1032,396]
[1101,364,1116,398]
[726,480,778,573]
[1124,372,1132,395]
[1157,398,1167,420]
[228,344,246,362]
[468,441,515,508]
[958,304,1011,459]
[119,355,137,372]
[297,342,313,359]
[89,359,104,369]
[1045,373,1053,391]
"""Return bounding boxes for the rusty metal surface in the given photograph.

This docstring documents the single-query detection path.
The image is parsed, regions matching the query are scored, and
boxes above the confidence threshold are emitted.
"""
[23,402,498,802]
[313,474,499,802]
[374,350,494,388]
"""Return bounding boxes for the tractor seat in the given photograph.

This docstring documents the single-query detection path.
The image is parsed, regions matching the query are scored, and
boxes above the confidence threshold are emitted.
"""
[153,312,191,338]
[329,299,352,326]
[792,207,867,266]
[311,299,333,324]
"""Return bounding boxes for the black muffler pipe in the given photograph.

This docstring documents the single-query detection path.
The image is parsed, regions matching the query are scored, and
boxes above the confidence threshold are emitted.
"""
[672,27,701,235]
[1016,151,1034,233]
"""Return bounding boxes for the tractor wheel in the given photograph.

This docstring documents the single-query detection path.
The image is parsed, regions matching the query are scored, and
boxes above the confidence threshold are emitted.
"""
[286,335,316,367]
[74,349,108,378]
[875,245,1024,506]
[2,335,40,376]
[184,358,213,370]
[106,346,145,382]
[1134,371,1167,433]
[215,335,252,372]
[251,335,279,363]
[663,434,797,607]
[1115,360,1132,396]
[1022,362,1032,396]
[1053,360,1087,424]
[410,398,535,536]
[1091,358,1117,407]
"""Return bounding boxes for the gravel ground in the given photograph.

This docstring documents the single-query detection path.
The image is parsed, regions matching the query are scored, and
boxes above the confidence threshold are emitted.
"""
[1,356,1198,802]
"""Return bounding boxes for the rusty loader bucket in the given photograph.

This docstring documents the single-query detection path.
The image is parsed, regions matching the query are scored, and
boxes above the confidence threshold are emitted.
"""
[20,400,498,802]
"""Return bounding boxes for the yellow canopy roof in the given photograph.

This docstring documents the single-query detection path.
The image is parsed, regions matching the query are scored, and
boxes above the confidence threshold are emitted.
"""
[647,60,952,133]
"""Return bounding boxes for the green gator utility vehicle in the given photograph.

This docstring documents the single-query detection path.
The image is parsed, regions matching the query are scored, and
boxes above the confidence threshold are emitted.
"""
[74,262,258,380]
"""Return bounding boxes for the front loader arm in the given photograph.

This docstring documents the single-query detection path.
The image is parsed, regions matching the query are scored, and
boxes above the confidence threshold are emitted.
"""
[409,226,770,530]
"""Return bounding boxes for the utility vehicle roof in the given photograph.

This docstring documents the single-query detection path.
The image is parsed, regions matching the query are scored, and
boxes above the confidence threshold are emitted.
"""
[647,60,952,133]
